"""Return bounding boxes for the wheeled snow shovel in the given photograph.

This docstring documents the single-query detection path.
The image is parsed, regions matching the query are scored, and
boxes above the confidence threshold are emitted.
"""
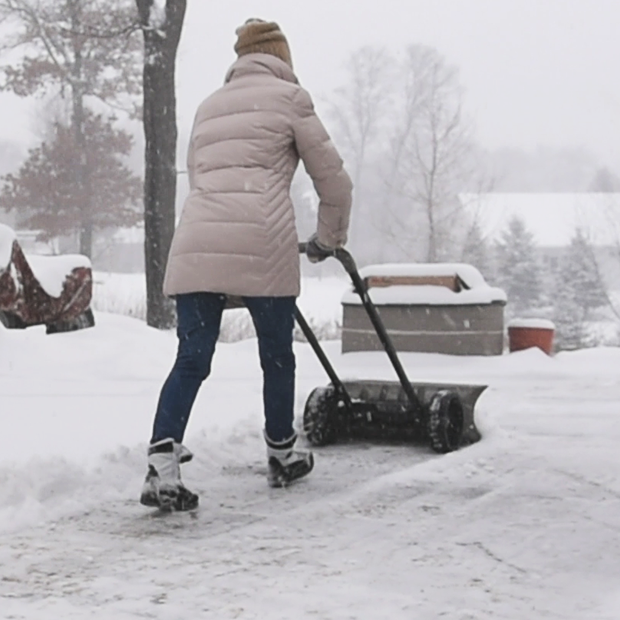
[296,244,486,453]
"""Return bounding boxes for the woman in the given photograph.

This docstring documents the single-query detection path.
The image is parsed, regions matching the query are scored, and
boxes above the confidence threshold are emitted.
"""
[140,19,353,510]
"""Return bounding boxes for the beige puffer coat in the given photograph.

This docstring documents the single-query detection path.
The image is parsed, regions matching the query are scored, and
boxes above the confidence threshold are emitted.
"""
[163,53,353,298]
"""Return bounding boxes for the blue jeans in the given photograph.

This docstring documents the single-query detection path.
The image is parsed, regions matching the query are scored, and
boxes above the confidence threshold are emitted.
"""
[151,293,297,445]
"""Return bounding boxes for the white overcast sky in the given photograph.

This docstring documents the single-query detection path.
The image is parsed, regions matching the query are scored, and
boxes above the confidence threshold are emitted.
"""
[0,0,618,167]
[175,0,619,166]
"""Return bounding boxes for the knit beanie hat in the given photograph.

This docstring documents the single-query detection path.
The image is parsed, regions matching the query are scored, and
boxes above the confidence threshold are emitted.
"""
[234,18,293,68]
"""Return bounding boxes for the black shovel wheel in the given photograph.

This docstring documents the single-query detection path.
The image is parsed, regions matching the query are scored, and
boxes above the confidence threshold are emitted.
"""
[427,389,464,454]
[303,386,339,446]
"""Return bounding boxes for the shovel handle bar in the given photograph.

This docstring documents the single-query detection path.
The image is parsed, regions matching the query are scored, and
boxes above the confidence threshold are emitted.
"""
[298,243,423,415]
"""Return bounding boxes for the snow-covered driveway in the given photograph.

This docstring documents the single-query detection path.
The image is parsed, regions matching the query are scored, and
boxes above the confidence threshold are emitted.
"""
[1,313,620,619]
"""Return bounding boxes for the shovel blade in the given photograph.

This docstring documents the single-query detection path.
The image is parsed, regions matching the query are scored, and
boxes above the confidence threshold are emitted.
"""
[341,380,487,446]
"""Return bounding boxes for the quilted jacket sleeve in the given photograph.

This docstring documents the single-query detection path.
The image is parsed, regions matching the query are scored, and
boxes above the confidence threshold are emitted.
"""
[292,87,353,248]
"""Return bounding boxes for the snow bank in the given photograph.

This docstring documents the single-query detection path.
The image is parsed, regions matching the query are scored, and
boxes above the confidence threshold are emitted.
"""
[27,254,92,298]
[342,262,506,306]
[0,222,16,269]
[0,448,142,534]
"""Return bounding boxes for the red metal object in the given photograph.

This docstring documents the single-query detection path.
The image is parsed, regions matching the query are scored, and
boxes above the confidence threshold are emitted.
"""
[0,238,94,333]
[508,324,555,355]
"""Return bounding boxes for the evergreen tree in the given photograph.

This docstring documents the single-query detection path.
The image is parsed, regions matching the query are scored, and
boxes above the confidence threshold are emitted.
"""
[461,219,492,280]
[552,289,587,351]
[494,215,543,314]
[589,167,620,193]
[1,112,142,242]
[552,229,608,349]
[0,0,142,256]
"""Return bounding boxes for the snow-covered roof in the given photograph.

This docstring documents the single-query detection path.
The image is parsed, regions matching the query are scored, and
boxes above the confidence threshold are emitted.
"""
[0,223,16,270]
[342,263,506,306]
[460,192,620,247]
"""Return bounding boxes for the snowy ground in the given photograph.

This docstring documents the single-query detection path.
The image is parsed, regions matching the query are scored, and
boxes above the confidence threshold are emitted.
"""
[1,282,620,618]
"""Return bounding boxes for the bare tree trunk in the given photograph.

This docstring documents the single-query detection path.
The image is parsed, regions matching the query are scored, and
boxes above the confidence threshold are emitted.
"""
[68,0,93,257]
[426,201,437,262]
[72,84,94,257]
[136,0,186,329]
[327,48,391,259]
[424,125,439,263]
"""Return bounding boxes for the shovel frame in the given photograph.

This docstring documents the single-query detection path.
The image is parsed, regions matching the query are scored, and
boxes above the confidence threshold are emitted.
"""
[296,243,485,451]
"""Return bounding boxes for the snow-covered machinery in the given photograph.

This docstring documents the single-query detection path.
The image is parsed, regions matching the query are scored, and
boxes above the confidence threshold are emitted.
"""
[297,244,486,453]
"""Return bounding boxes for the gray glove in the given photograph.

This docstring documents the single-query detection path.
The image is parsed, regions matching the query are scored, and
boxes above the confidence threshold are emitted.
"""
[306,234,335,263]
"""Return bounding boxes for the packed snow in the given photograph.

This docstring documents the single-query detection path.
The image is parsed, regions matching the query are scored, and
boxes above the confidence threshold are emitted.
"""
[1,276,620,619]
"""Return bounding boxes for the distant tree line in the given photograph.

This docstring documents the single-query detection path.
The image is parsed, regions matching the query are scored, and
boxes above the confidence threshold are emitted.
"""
[461,212,613,351]
[307,45,486,267]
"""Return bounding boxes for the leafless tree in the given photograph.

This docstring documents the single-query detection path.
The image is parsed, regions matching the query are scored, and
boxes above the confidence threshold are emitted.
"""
[326,47,393,254]
[327,45,479,264]
[384,45,473,263]
[328,47,392,186]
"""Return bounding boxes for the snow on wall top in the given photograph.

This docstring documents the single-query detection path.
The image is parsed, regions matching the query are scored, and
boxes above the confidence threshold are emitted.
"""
[508,318,556,330]
[343,285,506,306]
[342,263,507,306]
[0,223,16,270]
[27,254,92,298]
[359,263,489,288]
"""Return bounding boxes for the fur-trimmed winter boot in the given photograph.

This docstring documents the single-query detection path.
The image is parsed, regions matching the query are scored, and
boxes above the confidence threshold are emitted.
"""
[140,438,199,511]
[265,432,314,488]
